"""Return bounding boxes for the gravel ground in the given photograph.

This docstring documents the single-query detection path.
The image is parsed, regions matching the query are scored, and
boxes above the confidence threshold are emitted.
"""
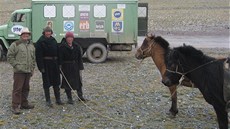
[0,0,230,129]
[0,48,229,129]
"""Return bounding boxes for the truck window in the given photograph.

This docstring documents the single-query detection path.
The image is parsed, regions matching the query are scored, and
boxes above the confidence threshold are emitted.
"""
[138,7,147,17]
[63,5,75,18]
[44,5,56,18]
[12,13,26,22]
[94,5,106,18]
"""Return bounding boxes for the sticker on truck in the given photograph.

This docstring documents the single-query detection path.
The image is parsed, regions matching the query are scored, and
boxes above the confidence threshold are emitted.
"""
[95,20,105,31]
[47,21,53,29]
[11,25,24,35]
[64,21,74,31]
[80,11,89,20]
[79,20,90,32]
[112,21,123,33]
[112,9,124,21]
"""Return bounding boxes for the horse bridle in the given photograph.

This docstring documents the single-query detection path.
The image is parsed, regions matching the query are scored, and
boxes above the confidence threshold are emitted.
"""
[166,63,184,76]
[139,38,156,58]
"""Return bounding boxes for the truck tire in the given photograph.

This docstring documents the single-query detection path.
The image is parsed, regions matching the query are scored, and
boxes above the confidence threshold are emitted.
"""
[86,43,107,63]
[0,44,6,61]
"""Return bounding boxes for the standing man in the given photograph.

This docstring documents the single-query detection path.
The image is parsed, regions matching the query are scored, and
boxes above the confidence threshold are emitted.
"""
[35,26,63,107]
[59,32,86,104]
[7,27,35,115]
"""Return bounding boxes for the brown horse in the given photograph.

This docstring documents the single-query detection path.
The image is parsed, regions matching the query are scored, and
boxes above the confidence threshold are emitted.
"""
[135,33,193,116]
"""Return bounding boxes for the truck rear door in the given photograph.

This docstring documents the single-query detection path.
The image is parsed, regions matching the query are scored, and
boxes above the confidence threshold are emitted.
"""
[138,3,148,36]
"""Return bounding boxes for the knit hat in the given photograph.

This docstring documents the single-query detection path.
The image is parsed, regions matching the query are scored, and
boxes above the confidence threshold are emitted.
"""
[65,32,74,38]
[42,26,53,35]
[19,27,31,36]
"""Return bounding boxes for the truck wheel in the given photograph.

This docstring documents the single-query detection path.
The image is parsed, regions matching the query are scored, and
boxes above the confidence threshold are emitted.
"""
[0,44,6,61]
[86,43,107,63]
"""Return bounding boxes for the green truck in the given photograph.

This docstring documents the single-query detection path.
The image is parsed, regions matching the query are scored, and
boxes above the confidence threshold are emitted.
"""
[0,0,148,63]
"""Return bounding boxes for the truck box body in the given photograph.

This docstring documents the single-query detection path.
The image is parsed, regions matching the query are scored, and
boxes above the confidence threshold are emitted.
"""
[32,0,138,44]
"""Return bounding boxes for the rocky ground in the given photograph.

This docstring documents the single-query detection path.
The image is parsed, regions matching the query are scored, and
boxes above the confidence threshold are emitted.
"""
[0,0,229,129]
[0,48,229,129]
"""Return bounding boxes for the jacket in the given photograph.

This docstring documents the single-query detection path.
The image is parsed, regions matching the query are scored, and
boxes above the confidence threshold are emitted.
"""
[59,40,84,90]
[7,39,35,73]
[35,35,59,72]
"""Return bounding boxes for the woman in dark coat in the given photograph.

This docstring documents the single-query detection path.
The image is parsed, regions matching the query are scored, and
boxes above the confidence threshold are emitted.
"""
[35,26,63,107]
[59,32,86,104]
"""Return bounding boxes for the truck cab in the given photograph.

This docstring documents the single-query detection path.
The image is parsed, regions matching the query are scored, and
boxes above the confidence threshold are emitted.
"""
[0,9,32,60]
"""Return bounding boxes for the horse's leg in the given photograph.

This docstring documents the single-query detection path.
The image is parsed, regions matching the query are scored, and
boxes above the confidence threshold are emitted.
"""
[213,104,228,129]
[168,85,178,116]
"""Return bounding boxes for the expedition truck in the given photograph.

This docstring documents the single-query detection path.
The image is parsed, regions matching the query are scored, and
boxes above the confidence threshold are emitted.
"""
[0,0,148,63]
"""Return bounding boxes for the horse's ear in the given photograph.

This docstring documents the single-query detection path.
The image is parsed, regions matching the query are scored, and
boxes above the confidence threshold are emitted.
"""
[151,33,155,39]
[146,32,151,37]
[146,32,155,39]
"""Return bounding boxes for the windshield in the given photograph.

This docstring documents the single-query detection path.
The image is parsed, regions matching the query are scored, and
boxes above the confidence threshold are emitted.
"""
[11,13,26,22]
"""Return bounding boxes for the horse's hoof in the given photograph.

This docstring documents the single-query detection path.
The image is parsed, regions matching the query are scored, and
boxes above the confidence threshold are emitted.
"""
[168,108,178,117]
[166,112,176,118]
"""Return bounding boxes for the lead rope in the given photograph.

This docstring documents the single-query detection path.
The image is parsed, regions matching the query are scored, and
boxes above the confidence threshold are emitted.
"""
[59,68,133,127]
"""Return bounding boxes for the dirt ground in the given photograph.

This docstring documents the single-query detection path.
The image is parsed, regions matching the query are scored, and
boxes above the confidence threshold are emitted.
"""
[0,48,229,129]
[0,0,229,129]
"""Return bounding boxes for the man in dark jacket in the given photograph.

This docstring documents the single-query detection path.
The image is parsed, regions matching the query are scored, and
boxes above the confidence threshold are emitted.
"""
[59,32,86,104]
[35,26,63,107]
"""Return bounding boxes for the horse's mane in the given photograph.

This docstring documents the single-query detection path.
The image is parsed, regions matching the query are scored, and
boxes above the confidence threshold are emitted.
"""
[174,45,215,62]
[154,36,170,50]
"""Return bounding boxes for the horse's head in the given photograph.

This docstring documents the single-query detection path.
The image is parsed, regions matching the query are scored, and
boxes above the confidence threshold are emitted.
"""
[135,33,155,60]
[162,49,184,87]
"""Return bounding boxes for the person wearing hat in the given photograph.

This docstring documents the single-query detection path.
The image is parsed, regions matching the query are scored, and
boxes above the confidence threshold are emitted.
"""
[59,31,86,104]
[7,27,35,114]
[35,26,63,107]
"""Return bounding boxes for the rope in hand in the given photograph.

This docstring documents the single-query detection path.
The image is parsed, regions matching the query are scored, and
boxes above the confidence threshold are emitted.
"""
[59,68,133,127]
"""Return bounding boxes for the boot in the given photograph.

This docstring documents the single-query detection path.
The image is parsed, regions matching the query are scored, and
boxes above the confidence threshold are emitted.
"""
[65,90,74,104]
[20,104,35,109]
[53,87,64,105]
[77,88,87,102]
[12,107,21,115]
[44,88,53,107]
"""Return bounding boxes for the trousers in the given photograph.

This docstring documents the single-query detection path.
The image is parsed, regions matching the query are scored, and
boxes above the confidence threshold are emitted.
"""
[12,73,31,108]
